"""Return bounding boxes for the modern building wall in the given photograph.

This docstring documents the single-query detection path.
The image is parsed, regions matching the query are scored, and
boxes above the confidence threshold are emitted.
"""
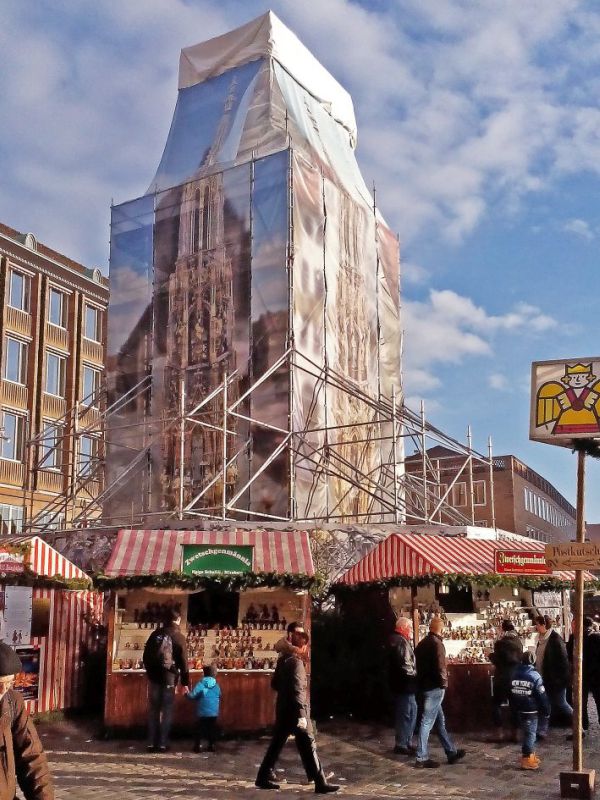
[405,446,575,543]
[0,223,109,534]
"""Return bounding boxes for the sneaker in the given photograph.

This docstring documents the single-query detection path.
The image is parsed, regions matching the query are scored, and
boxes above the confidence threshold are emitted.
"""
[414,759,440,769]
[394,745,416,755]
[315,783,340,794]
[146,745,156,753]
[447,749,466,765]
[521,754,540,771]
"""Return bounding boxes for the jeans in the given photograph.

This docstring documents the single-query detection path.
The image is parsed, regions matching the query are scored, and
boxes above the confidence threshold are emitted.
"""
[519,712,538,756]
[394,692,418,748]
[416,688,456,762]
[547,686,573,723]
[147,682,175,748]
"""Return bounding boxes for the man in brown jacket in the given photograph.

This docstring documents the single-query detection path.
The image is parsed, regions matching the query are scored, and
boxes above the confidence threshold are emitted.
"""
[0,642,53,799]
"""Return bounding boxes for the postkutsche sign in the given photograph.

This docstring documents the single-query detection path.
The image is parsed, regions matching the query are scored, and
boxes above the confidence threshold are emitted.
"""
[494,549,551,576]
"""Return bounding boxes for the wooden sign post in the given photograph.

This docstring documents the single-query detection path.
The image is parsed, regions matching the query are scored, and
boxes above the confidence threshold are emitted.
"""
[531,358,600,799]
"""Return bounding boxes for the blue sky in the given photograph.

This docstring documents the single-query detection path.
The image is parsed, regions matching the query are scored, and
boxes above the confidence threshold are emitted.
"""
[2,0,600,520]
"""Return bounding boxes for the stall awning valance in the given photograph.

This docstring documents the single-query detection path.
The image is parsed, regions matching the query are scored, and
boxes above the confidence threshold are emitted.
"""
[0,536,89,581]
[105,529,315,577]
[339,533,581,584]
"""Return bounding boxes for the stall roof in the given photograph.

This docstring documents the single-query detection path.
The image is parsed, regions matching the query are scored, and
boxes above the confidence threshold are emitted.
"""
[0,536,89,581]
[338,532,582,584]
[105,529,315,577]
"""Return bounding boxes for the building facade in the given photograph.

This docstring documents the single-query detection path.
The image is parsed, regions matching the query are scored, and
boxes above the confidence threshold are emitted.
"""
[405,446,576,543]
[0,223,109,534]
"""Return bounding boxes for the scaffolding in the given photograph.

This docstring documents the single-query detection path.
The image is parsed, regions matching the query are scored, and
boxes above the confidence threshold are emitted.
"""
[24,348,496,542]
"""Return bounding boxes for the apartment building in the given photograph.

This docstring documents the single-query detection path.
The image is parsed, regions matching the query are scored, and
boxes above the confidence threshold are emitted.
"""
[0,223,109,534]
[405,446,576,543]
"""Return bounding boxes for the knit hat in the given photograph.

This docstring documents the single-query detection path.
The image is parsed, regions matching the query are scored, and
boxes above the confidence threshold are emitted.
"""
[0,643,22,677]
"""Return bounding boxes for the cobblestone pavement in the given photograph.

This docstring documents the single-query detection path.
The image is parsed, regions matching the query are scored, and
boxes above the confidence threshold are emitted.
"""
[32,717,597,800]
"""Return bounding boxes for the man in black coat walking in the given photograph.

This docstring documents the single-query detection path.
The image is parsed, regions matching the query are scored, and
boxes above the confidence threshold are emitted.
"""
[255,630,339,793]
[534,614,572,735]
[490,620,523,738]
[388,617,418,754]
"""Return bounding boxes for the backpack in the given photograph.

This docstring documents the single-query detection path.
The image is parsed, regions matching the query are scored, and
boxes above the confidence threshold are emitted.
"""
[143,628,174,674]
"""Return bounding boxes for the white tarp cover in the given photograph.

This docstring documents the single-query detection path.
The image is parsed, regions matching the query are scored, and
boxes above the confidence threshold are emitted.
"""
[179,10,358,146]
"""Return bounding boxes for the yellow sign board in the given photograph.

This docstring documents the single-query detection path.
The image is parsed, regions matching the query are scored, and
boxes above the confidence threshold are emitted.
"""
[545,542,600,570]
[530,357,600,447]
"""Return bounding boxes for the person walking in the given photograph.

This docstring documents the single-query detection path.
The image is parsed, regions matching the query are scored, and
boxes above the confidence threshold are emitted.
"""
[0,642,54,799]
[414,617,466,769]
[566,615,600,735]
[255,630,339,793]
[388,617,418,755]
[509,651,551,770]
[534,614,572,733]
[143,607,189,752]
[489,620,523,740]
[187,664,221,752]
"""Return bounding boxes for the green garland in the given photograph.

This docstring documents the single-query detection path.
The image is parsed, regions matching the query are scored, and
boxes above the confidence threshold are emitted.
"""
[329,571,600,597]
[93,570,326,597]
[0,570,92,591]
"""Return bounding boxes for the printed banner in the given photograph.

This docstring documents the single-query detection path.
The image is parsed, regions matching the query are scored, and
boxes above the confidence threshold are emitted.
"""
[494,549,551,576]
[14,645,41,701]
[182,544,254,575]
[2,586,33,646]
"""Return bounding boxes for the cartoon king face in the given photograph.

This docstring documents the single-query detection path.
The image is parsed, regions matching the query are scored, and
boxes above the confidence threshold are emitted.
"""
[536,362,600,436]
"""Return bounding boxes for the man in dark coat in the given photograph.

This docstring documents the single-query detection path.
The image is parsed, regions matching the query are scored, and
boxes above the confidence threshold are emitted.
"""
[534,615,572,734]
[143,608,189,752]
[414,617,465,769]
[490,620,523,738]
[567,616,600,732]
[388,617,418,754]
[255,630,339,793]
[0,642,54,800]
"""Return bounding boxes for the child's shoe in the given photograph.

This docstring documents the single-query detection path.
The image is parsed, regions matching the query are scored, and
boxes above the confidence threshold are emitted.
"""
[520,754,540,770]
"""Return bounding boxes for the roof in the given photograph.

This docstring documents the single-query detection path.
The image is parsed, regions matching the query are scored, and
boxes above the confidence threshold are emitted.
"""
[178,11,357,145]
[338,532,583,584]
[0,536,89,581]
[105,529,315,577]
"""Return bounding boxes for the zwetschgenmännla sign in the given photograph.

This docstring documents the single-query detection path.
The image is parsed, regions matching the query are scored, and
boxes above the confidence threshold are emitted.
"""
[182,544,254,576]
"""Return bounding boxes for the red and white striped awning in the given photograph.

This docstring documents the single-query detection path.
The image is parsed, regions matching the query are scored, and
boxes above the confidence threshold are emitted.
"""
[0,536,89,581]
[105,529,315,576]
[339,533,581,584]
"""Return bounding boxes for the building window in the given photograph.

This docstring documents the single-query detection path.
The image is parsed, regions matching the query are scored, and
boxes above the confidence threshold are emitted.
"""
[84,304,101,342]
[45,352,66,397]
[48,288,67,327]
[0,504,24,536]
[8,270,30,312]
[0,411,26,461]
[78,435,98,478]
[3,337,28,384]
[452,482,467,507]
[33,511,64,531]
[473,480,486,505]
[82,365,101,406]
[39,421,63,470]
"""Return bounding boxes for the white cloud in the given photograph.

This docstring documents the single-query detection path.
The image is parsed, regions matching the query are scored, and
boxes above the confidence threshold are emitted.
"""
[488,373,510,391]
[563,218,594,240]
[402,261,430,285]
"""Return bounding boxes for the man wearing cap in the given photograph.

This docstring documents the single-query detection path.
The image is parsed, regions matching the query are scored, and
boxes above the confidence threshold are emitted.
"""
[0,641,53,799]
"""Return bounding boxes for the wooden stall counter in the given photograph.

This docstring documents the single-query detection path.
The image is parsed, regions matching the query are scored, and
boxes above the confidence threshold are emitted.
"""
[444,663,494,733]
[105,670,276,734]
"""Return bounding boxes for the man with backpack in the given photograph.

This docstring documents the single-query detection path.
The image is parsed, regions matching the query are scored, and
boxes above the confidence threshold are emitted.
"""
[143,608,189,752]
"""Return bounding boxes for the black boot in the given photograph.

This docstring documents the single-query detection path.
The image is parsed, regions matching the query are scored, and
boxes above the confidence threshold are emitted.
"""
[255,773,280,790]
[314,770,340,794]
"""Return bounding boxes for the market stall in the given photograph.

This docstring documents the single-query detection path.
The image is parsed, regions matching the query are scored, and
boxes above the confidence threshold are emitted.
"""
[99,528,317,734]
[335,532,588,731]
[0,536,101,715]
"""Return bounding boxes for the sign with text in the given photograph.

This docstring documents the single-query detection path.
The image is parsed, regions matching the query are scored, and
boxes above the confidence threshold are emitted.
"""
[495,549,551,576]
[530,357,600,447]
[545,542,600,571]
[182,544,254,576]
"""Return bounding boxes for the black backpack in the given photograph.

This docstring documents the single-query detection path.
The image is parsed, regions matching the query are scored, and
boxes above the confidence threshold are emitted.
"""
[143,628,175,674]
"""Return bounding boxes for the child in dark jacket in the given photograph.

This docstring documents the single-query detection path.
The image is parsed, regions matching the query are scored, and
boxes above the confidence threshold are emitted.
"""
[187,665,222,752]
[509,651,551,771]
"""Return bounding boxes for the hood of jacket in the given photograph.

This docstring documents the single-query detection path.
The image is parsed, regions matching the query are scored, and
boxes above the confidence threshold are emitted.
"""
[202,676,217,689]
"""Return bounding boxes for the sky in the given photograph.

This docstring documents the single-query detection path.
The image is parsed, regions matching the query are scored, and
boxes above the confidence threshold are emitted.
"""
[2,0,600,520]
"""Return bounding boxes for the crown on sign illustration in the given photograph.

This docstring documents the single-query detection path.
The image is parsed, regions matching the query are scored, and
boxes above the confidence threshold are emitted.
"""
[564,363,593,375]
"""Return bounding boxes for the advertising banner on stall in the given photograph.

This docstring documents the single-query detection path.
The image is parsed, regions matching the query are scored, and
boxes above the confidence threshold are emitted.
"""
[1,586,33,646]
[182,544,254,575]
[14,645,41,702]
[494,549,551,576]
[0,547,25,574]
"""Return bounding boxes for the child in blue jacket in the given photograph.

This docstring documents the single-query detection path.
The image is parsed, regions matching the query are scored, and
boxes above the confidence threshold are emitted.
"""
[509,651,551,771]
[187,665,222,752]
